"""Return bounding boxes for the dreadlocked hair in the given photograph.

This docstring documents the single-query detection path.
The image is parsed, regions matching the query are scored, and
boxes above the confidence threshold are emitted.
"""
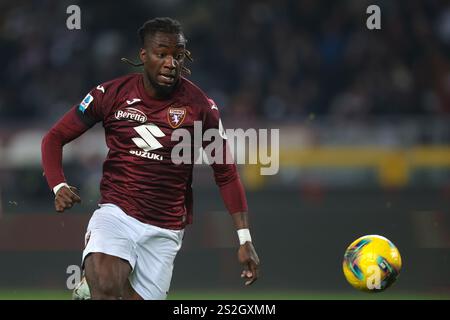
[122,17,193,75]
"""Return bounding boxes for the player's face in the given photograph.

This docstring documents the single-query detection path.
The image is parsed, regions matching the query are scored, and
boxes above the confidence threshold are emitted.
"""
[140,32,186,98]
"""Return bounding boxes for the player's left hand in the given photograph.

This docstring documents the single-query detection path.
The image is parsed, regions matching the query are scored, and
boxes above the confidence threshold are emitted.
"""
[238,242,260,286]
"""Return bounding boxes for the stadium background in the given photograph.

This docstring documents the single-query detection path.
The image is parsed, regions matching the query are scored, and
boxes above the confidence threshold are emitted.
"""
[1,0,450,299]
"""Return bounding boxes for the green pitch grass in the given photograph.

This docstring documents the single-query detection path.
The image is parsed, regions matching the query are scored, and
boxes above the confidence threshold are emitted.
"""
[0,289,449,300]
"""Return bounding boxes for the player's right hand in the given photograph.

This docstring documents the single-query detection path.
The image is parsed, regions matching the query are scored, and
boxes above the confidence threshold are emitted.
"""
[55,185,81,212]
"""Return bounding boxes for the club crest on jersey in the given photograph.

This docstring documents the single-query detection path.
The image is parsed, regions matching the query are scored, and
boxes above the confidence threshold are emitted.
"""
[115,107,147,124]
[167,107,186,128]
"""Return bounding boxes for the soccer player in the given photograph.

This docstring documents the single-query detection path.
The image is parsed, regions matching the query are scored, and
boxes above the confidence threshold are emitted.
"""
[41,17,260,300]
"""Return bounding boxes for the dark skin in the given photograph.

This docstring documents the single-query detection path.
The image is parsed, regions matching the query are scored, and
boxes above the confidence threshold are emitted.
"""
[139,31,186,99]
[84,253,142,300]
[232,212,260,286]
[55,186,142,299]
[54,186,81,212]
[55,31,259,299]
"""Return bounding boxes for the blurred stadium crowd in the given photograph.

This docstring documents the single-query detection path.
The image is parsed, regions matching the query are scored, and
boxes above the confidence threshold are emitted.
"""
[1,0,450,127]
[1,0,450,205]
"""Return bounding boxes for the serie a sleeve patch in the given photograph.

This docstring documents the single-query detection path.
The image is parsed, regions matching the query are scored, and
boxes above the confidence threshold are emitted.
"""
[78,93,94,113]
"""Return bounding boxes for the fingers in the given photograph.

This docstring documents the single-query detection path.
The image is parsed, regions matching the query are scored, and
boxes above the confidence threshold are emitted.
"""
[250,260,259,279]
[241,270,252,279]
[55,196,73,212]
[237,243,260,286]
[241,270,256,286]
[54,186,81,212]
[241,261,259,286]
[55,201,65,212]
[69,187,82,203]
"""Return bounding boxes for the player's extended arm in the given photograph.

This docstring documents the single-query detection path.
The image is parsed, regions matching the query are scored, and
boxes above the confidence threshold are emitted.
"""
[214,165,260,286]
[41,107,91,212]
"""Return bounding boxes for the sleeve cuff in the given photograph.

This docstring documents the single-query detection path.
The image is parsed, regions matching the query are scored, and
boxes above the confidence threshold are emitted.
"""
[53,182,69,195]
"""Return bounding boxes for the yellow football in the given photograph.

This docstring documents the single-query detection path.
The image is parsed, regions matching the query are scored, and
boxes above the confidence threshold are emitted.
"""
[343,235,402,292]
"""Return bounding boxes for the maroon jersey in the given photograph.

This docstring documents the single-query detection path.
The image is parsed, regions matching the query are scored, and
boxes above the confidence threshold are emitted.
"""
[42,73,247,230]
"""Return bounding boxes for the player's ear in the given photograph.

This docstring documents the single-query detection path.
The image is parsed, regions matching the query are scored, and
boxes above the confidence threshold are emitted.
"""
[139,48,147,63]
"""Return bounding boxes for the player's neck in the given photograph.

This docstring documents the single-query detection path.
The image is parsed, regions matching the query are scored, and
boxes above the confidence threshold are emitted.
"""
[142,73,178,100]
[142,74,157,98]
